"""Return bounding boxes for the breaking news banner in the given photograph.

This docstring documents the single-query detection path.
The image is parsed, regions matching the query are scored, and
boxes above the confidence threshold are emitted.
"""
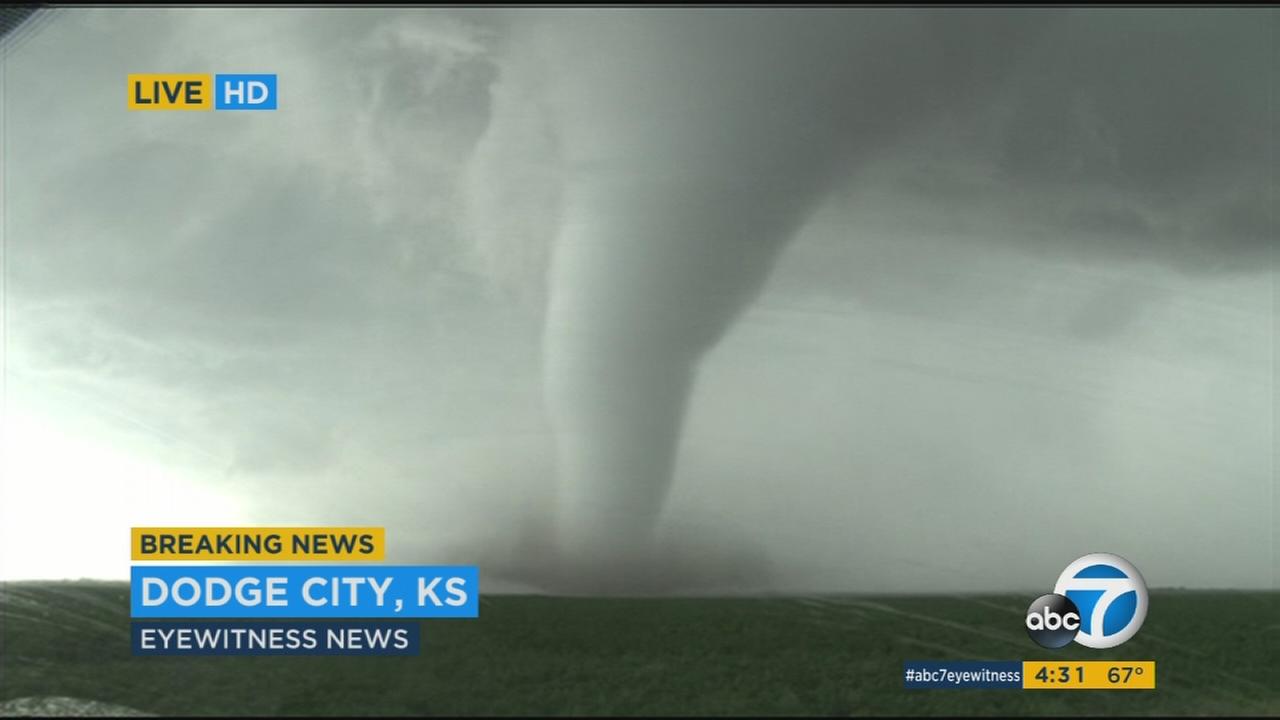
[129,527,478,656]
[130,527,386,561]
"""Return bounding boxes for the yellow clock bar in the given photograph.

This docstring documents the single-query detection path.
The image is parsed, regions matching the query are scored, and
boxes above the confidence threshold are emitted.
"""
[1022,661,1155,690]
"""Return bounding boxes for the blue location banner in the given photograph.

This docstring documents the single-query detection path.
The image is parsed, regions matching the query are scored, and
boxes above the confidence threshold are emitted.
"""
[130,565,478,618]
[131,621,420,655]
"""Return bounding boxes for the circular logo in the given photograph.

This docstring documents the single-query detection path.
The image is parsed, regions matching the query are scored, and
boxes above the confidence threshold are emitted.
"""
[1025,593,1081,649]
[1053,552,1148,649]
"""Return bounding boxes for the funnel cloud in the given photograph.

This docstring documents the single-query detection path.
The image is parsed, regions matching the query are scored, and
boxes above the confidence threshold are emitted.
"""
[468,9,1274,591]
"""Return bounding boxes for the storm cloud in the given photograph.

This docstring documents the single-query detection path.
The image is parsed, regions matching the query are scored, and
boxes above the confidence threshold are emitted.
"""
[0,8,1274,592]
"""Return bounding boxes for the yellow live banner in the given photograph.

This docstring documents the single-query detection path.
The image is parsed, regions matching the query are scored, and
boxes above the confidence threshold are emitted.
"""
[1022,661,1156,690]
[131,527,385,561]
[127,74,214,110]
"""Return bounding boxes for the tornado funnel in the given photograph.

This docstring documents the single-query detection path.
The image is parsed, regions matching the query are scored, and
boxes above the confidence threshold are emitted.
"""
[517,9,1047,584]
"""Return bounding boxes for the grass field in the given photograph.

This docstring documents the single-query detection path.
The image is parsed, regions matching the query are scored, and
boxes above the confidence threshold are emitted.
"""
[1,582,1276,716]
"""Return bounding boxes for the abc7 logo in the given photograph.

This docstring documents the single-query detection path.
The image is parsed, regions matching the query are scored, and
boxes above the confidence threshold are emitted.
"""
[1026,553,1148,649]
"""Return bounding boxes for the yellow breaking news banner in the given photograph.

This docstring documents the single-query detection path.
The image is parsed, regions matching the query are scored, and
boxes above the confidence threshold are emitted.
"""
[131,527,385,561]
[1022,661,1156,690]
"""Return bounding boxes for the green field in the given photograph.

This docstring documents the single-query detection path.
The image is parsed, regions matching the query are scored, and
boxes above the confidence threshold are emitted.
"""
[1,582,1276,716]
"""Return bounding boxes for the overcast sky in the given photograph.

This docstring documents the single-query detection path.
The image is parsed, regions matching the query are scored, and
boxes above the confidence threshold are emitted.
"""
[0,8,1274,592]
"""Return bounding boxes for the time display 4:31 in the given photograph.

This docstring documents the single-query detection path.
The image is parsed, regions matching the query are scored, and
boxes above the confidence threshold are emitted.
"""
[1022,661,1156,690]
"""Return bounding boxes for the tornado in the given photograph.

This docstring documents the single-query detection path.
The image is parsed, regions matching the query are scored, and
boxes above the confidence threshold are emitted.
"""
[515,9,1047,582]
